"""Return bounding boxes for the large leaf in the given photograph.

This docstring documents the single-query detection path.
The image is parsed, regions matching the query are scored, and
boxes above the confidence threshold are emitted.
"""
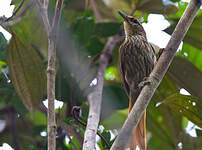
[7,33,46,110]
[11,6,48,58]
[163,93,202,128]
[168,56,202,100]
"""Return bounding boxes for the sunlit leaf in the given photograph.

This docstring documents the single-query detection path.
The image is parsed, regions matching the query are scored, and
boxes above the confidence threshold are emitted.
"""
[163,93,202,127]
[105,66,120,82]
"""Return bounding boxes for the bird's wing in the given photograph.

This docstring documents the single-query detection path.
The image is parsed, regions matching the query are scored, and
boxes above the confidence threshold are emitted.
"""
[119,44,130,97]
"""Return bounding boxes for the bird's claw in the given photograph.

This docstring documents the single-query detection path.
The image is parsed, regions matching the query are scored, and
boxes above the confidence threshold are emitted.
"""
[138,77,151,89]
[157,48,164,60]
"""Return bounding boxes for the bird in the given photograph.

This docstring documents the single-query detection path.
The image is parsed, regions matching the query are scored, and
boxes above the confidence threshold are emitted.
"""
[118,10,156,150]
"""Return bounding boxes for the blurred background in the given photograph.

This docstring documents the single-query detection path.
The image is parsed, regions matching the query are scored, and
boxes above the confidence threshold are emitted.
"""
[0,0,202,150]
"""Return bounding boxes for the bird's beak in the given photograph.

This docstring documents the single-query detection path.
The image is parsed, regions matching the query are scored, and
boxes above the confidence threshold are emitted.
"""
[118,10,129,23]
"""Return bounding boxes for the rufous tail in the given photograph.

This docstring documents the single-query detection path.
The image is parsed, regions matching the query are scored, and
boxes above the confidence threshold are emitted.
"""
[127,101,146,150]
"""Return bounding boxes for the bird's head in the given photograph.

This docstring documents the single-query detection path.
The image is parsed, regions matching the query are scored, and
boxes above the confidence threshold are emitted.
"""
[118,10,146,38]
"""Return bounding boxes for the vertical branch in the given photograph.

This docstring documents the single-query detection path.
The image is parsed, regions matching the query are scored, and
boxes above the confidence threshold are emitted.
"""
[47,0,63,150]
[35,0,51,34]
[82,35,121,150]
[82,1,122,149]
[35,0,63,150]
[110,0,202,149]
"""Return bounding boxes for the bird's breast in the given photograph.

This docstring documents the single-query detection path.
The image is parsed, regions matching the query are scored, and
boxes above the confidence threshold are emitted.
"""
[119,35,155,86]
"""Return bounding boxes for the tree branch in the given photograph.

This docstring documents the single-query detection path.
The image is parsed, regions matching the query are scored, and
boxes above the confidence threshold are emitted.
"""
[5,0,25,22]
[82,1,124,149]
[52,0,63,36]
[110,0,202,149]
[35,0,63,150]
[46,0,63,149]
[35,0,51,35]
[82,35,121,150]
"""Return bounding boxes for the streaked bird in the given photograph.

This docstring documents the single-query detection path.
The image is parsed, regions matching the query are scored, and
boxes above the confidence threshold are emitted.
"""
[118,10,156,150]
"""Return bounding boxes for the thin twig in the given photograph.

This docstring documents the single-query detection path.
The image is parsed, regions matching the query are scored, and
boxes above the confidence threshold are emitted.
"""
[35,0,51,35]
[110,0,202,149]
[0,0,33,26]
[52,0,63,33]
[6,0,25,22]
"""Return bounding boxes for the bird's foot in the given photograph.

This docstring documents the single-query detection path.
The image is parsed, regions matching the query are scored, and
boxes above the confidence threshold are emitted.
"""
[138,77,151,89]
[157,48,164,60]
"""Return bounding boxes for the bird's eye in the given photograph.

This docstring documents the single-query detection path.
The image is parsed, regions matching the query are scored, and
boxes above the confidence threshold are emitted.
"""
[130,18,139,24]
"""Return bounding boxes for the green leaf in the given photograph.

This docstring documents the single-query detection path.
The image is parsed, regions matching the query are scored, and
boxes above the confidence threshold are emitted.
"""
[0,32,7,61]
[102,109,127,129]
[94,22,121,37]
[163,93,202,128]
[106,0,178,15]
[147,131,173,150]
[168,56,202,100]
[100,130,111,149]
[165,14,202,50]
[62,117,74,125]
[105,66,120,81]
[10,92,28,114]
[11,7,48,59]
[72,16,95,44]
[26,110,46,126]
[196,129,202,137]
[7,33,47,110]
[177,43,202,72]
[0,32,7,50]
[102,85,128,119]
[85,37,104,55]
[182,117,188,128]
[101,130,111,142]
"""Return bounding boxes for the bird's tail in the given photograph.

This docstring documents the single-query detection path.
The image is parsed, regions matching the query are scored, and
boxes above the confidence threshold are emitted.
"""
[127,100,146,150]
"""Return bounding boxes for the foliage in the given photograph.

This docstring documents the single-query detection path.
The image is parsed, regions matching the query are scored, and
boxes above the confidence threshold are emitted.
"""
[0,0,202,150]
